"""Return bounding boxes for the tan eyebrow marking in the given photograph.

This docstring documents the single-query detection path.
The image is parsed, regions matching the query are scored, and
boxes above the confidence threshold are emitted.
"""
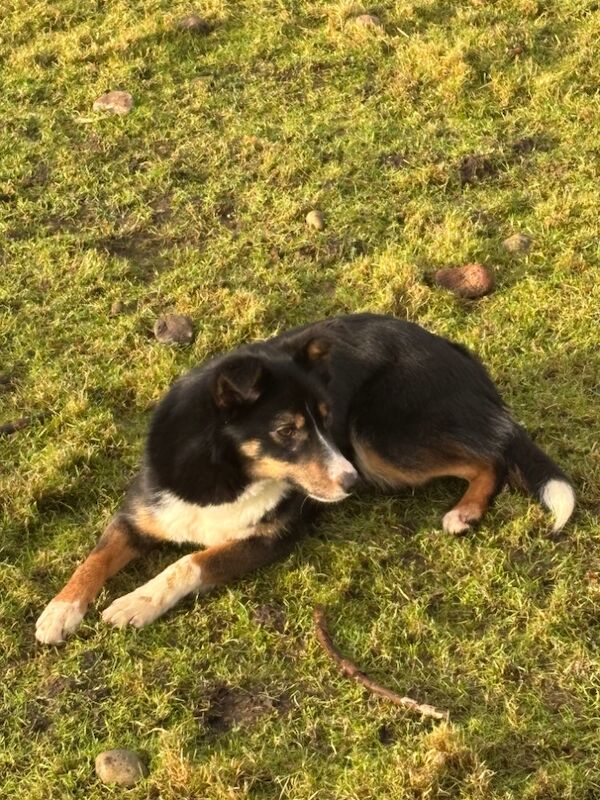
[240,439,261,458]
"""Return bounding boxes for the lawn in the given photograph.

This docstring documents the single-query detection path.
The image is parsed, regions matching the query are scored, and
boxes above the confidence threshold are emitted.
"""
[1,0,600,797]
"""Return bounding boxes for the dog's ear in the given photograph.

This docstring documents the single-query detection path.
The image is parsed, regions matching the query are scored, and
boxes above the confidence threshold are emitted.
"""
[213,356,264,410]
[294,337,330,368]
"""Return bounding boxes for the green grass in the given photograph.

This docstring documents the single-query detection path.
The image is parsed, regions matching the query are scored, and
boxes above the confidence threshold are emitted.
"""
[1,0,600,796]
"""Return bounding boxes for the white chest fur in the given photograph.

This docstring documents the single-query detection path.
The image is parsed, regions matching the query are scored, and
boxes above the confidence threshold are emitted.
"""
[151,479,290,547]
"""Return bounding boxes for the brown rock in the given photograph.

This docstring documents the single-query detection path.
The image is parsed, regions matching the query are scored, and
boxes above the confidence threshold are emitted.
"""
[0,417,30,436]
[95,749,148,787]
[153,314,195,345]
[176,14,212,33]
[110,300,124,316]
[93,91,134,116]
[355,14,382,28]
[306,210,325,230]
[434,263,495,299]
[502,233,532,253]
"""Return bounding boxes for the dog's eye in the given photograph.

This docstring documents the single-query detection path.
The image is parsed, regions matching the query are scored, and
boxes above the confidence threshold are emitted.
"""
[276,425,297,441]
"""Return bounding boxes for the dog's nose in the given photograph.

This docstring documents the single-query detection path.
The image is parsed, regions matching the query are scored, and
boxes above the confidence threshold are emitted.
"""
[339,469,358,493]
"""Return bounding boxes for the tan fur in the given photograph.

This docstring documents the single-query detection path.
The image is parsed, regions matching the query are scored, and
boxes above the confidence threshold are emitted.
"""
[249,454,342,498]
[53,519,139,606]
[102,527,294,630]
[132,502,170,541]
[240,439,261,458]
[352,436,497,528]
[352,436,480,487]
[306,339,329,360]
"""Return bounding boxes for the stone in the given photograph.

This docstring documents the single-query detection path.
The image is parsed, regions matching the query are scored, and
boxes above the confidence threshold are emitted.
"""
[93,91,134,116]
[434,263,495,299]
[95,749,148,787]
[306,210,325,231]
[153,314,194,345]
[502,233,532,253]
[110,300,124,316]
[354,14,382,28]
[176,14,212,33]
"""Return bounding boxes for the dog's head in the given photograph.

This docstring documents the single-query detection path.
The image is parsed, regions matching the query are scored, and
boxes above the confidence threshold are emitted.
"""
[213,339,357,503]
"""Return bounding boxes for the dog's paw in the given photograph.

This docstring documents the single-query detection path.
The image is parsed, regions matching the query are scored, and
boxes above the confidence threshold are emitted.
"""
[102,590,163,629]
[35,599,85,644]
[442,507,476,535]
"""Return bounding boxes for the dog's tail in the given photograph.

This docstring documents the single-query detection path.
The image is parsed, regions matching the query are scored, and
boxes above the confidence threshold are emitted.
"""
[505,425,575,532]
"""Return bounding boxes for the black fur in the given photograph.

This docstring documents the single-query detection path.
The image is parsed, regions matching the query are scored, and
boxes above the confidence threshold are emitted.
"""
[35,313,576,644]
[132,313,572,535]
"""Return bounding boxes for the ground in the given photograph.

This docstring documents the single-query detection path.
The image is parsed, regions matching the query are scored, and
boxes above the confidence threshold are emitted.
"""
[1,1,600,797]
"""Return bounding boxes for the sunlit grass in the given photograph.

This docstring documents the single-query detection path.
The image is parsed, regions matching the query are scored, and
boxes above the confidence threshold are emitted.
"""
[1,1,599,797]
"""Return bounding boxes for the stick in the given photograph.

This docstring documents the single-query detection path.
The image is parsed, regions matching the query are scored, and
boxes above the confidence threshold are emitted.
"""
[313,605,448,721]
[0,412,47,436]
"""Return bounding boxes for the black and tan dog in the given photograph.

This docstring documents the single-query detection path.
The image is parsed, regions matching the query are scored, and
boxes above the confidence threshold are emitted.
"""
[36,313,575,644]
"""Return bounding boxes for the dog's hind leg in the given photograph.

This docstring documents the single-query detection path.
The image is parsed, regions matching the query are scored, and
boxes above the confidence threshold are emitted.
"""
[35,516,147,644]
[352,436,501,534]
[441,461,500,534]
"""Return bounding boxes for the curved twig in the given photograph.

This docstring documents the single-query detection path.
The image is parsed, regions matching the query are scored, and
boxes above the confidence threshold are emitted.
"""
[313,605,448,721]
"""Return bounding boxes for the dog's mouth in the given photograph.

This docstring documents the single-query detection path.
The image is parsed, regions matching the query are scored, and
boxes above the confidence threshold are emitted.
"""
[291,460,358,504]
[307,489,351,504]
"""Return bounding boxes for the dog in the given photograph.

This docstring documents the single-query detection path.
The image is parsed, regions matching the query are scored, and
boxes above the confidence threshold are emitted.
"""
[35,313,575,644]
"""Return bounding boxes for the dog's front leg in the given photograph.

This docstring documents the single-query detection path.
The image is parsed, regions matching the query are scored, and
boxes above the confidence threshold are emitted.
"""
[35,516,144,644]
[102,532,296,630]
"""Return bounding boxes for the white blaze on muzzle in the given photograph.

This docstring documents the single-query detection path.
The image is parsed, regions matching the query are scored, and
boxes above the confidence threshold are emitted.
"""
[306,406,358,498]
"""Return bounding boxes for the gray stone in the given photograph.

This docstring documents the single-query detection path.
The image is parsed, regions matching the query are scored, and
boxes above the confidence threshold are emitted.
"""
[93,91,134,116]
[153,314,195,345]
[502,233,532,254]
[176,14,211,33]
[95,749,148,787]
[306,210,325,231]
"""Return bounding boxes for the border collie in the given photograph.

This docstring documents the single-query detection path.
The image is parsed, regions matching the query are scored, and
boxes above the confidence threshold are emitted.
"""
[36,313,575,644]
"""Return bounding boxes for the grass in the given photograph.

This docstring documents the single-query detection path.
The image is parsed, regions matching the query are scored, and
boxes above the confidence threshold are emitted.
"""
[1,0,600,796]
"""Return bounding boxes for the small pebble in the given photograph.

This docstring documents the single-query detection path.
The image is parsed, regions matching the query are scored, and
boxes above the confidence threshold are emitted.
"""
[502,233,532,253]
[93,91,134,116]
[354,14,382,28]
[434,263,495,299]
[306,210,325,231]
[153,314,195,345]
[0,417,30,436]
[110,300,124,317]
[95,749,148,787]
[176,14,212,33]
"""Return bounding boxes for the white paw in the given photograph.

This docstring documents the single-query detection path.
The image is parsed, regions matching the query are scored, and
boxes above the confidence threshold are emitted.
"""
[35,599,85,644]
[442,508,472,535]
[102,589,163,629]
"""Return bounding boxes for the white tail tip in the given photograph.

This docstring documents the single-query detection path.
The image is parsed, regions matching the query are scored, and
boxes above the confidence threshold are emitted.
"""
[540,479,575,532]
